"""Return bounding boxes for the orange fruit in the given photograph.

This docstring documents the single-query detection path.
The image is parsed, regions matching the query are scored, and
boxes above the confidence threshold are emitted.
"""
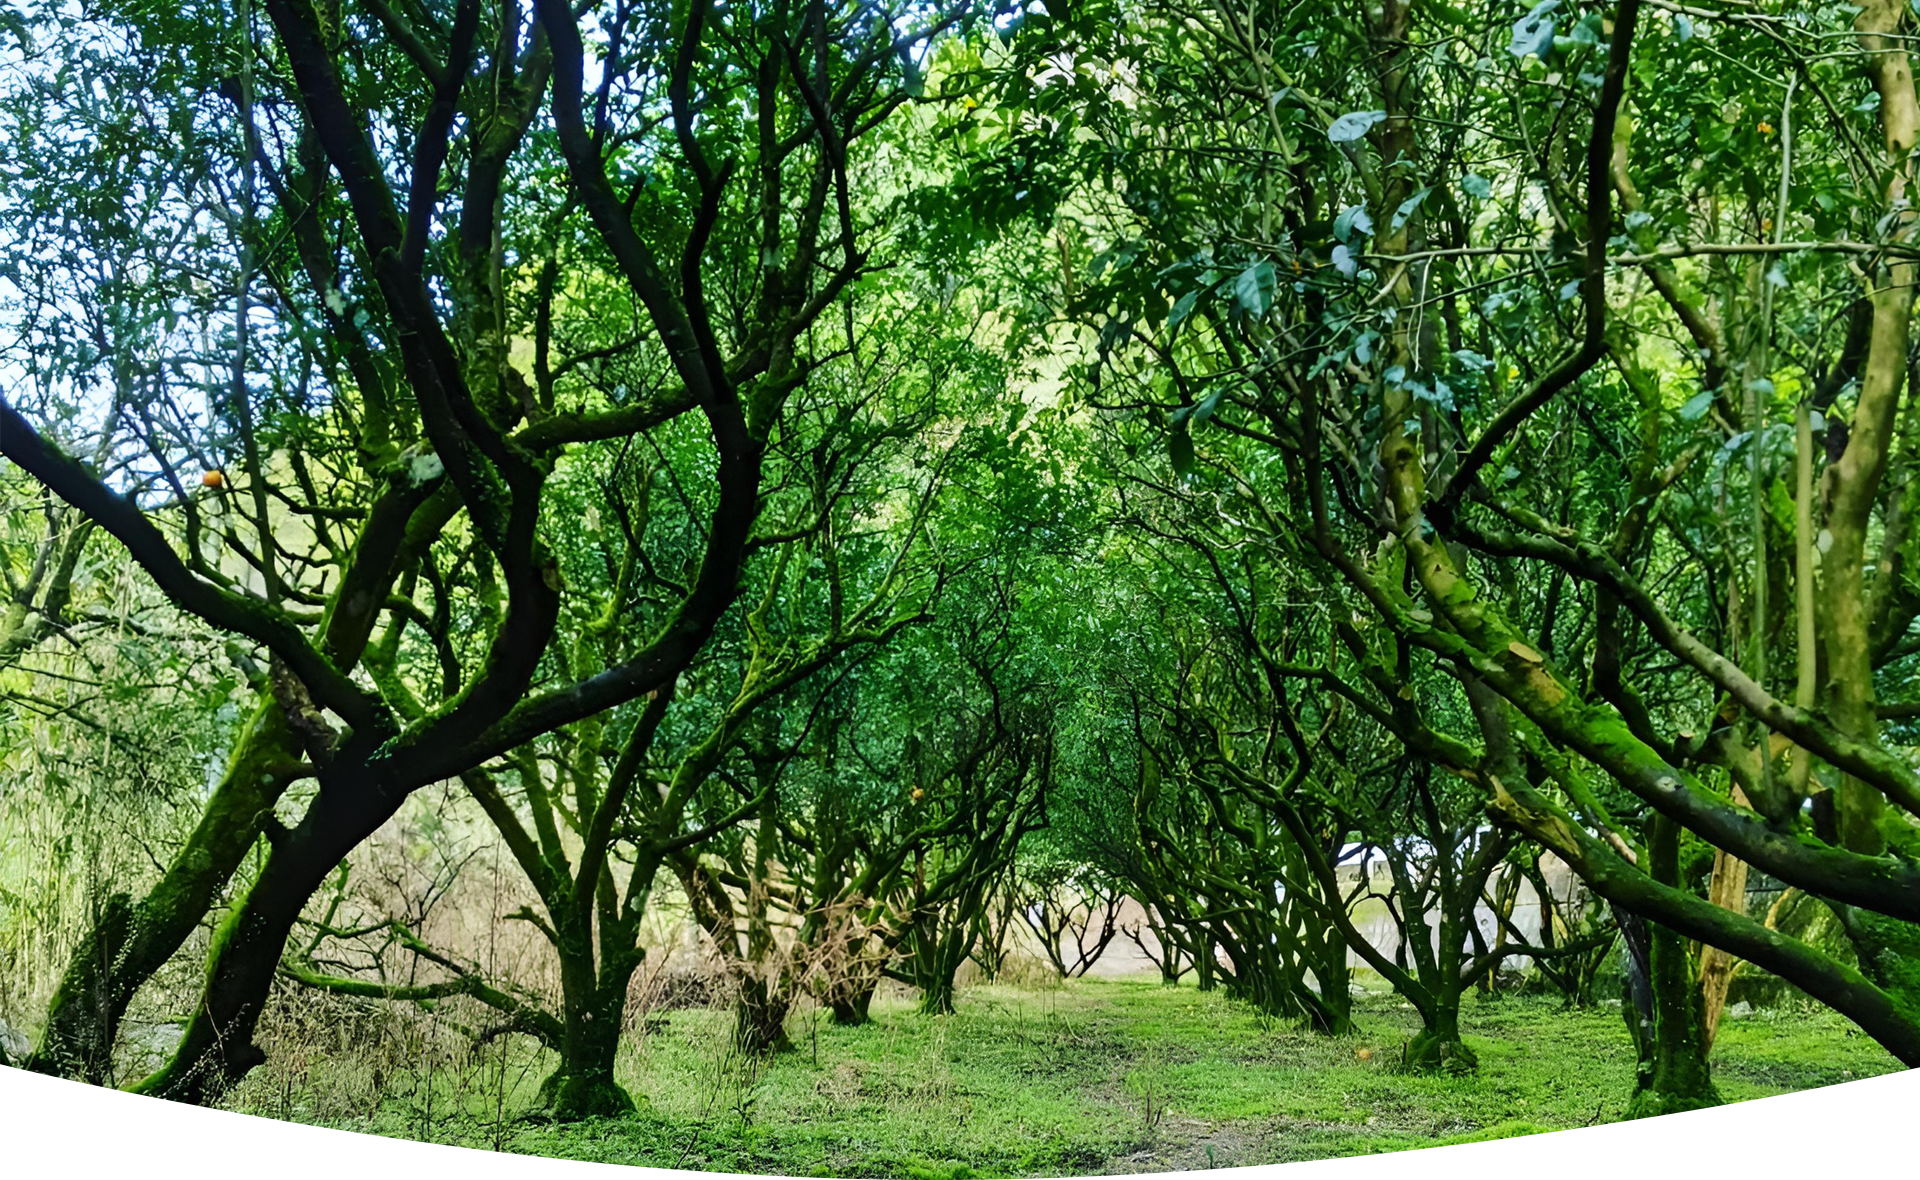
[201,470,224,489]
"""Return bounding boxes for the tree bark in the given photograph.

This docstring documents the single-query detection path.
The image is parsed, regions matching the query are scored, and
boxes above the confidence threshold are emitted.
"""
[733,975,794,1056]
[1698,843,1750,1049]
[1404,991,1475,1074]
[28,701,299,1083]
[539,916,643,1121]
[541,974,635,1121]
[1622,819,1721,1117]
[828,984,875,1027]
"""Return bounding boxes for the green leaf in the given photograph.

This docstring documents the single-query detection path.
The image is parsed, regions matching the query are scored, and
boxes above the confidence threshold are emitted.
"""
[1413,379,1455,412]
[1509,1,1560,58]
[1328,110,1386,143]
[1233,261,1276,318]
[1167,289,1200,332]
[1392,186,1433,231]
[1679,390,1716,421]
[1334,204,1374,241]
[1169,426,1195,477]
[1190,388,1226,425]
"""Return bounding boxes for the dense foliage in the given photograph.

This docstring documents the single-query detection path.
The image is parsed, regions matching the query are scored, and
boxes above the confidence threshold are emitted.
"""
[1,0,1916,1141]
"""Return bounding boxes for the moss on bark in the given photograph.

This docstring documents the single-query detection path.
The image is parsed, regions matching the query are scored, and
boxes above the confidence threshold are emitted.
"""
[539,1066,637,1121]
[829,985,874,1026]
[1403,1002,1477,1075]
[1621,823,1722,1119]
[733,979,794,1055]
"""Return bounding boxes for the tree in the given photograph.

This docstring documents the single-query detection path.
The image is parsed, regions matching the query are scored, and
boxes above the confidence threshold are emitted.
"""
[1492,851,1618,1009]
[1015,861,1123,980]
[963,0,1920,1098]
[885,644,1053,1016]
[3,0,998,1103]
[451,314,951,1105]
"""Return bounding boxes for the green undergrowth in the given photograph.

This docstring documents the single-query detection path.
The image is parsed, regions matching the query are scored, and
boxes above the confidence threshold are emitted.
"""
[231,976,1899,1176]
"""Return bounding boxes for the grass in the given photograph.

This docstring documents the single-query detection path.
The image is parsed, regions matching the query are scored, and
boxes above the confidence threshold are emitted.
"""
[229,976,1901,1177]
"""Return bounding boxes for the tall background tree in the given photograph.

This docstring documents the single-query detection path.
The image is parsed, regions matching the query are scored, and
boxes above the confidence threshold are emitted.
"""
[1,0,1013,1101]
[943,0,1920,1114]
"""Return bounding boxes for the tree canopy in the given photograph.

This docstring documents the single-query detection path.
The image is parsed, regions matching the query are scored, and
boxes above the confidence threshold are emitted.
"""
[2,0,1918,1129]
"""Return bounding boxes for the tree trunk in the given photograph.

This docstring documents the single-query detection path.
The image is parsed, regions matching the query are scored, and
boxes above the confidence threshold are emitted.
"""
[904,907,972,1016]
[913,921,963,1016]
[29,744,408,1158]
[542,1040,632,1121]
[541,993,634,1121]
[2,706,295,1166]
[1147,920,1185,985]
[829,983,874,1026]
[1403,990,1475,1074]
[1194,933,1217,992]
[733,975,793,1055]
[1625,917,1722,1117]
[1300,936,1353,1036]
[1622,821,1722,1119]
[540,939,640,1121]
[918,974,956,1016]
[1301,988,1354,1037]
[1698,843,1750,1049]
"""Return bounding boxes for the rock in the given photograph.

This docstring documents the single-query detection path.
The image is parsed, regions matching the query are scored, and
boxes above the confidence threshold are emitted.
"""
[1725,1000,1754,1021]
[0,1019,29,1065]
[130,1021,185,1061]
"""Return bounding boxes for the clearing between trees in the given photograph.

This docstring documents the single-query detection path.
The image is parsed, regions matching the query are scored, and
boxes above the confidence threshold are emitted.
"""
[215,976,1895,1176]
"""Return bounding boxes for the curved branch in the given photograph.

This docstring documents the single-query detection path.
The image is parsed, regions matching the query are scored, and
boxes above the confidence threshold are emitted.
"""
[1442,0,1643,502]
[0,395,384,734]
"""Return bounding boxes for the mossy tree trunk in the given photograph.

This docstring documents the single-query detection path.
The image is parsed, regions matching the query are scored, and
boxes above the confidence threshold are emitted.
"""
[1617,831,1721,1120]
[828,983,875,1026]
[535,833,650,1122]
[1403,993,1474,1074]
[434,750,654,1125]
[542,957,637,1121]
[1255,740,1510,1070]
[917,973,958,1017]
[903,904,971,1017]
[29,701,301,1082]
[1303,920,1354,1036]
[1626,922,1719,1119]
[1193,932,1217,991]
[1129,751,1355,1034]
[892,745,1048,1018]
[896,885,988,1018]
[733,975,794,1056]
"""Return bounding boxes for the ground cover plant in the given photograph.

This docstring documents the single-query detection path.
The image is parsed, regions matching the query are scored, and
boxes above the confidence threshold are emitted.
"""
[218,977,1900,1175]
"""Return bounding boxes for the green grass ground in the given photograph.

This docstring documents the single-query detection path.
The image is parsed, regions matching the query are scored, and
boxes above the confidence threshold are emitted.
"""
[242,977,1900,1177]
